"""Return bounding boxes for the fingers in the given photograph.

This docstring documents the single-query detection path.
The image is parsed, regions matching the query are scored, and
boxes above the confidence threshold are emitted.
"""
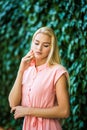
[10,106,24,119]
[11,107,18,119]
[24,50,35,63]
[26,50,33,57]
[11,107,16,113]
[24,55,34,63]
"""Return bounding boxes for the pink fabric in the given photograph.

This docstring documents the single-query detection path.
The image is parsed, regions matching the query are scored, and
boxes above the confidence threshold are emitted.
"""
[21,63,69,130]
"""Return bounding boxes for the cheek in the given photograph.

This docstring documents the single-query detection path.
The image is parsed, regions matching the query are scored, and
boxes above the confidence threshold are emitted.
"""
[44,48,51,55]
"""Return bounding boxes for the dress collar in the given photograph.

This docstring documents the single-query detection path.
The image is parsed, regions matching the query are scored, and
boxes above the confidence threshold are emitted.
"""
[35,63,48,72]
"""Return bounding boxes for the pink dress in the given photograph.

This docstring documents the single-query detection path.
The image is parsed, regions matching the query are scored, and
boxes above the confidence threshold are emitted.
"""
[21,63,69,130]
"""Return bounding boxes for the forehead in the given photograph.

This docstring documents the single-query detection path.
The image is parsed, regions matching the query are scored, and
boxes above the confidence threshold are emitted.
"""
[34,33,51,43]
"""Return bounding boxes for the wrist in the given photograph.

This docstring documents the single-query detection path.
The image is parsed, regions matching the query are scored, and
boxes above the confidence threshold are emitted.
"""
[27,107,33,116]
[18,68,24,75]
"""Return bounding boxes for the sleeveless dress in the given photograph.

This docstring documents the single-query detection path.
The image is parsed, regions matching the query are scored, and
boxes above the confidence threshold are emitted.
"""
[21,63,69,130]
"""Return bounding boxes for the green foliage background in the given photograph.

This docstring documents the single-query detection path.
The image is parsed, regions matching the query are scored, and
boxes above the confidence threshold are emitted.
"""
[0,0,87,129]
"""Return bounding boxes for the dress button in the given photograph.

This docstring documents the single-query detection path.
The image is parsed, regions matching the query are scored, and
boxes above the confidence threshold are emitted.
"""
[29,88,31,91]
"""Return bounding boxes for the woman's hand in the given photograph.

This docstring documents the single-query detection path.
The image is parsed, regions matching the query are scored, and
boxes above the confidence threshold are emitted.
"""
[11,106,29,119]
[19,50,35,73]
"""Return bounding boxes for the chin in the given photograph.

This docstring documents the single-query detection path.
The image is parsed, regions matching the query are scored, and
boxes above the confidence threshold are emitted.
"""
[35,57,42,60]
[35,54,41,58]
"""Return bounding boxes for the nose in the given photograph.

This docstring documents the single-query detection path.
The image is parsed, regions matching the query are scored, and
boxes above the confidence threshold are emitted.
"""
[37,44,42,51]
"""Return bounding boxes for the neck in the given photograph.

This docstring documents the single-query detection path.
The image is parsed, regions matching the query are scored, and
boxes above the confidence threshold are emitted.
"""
[35,59,47,66]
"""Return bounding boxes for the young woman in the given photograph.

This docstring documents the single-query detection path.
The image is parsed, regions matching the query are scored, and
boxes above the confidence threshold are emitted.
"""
[8,27,70,130]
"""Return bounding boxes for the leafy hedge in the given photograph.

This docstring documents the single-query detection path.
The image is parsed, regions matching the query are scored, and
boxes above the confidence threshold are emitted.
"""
[0,0,87,129]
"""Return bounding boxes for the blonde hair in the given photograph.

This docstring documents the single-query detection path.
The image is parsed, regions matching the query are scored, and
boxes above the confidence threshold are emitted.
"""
[32,26,61,65]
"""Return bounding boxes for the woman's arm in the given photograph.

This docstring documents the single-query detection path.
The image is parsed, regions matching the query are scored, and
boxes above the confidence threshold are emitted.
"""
[11,74,70,119]
[8,70,23,108]
[8,50,35,108]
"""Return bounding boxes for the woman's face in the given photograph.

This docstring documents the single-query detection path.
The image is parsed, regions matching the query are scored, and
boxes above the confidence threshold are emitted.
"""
[31,33,51,62]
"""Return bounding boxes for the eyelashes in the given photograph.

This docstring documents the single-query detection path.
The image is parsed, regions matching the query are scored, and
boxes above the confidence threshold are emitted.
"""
[34,42,50,48]
[44,45,49,47]
[35,43,39,45]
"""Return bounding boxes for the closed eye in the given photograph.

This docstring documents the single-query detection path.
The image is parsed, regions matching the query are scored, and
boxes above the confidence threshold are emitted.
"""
[44,44,49,47]
[35,42,39,45]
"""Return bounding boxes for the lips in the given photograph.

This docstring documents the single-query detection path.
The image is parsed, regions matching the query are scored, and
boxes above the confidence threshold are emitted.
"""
[35,51,42,55]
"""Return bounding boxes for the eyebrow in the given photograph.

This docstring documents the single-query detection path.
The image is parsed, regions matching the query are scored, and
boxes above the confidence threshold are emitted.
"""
[34,39,50,44]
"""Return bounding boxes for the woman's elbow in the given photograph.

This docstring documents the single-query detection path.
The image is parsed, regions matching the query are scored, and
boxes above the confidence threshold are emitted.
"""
[9,102,16,108]
[64,109,70,118]
[8,96,16,108]
[8,98,12,108]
